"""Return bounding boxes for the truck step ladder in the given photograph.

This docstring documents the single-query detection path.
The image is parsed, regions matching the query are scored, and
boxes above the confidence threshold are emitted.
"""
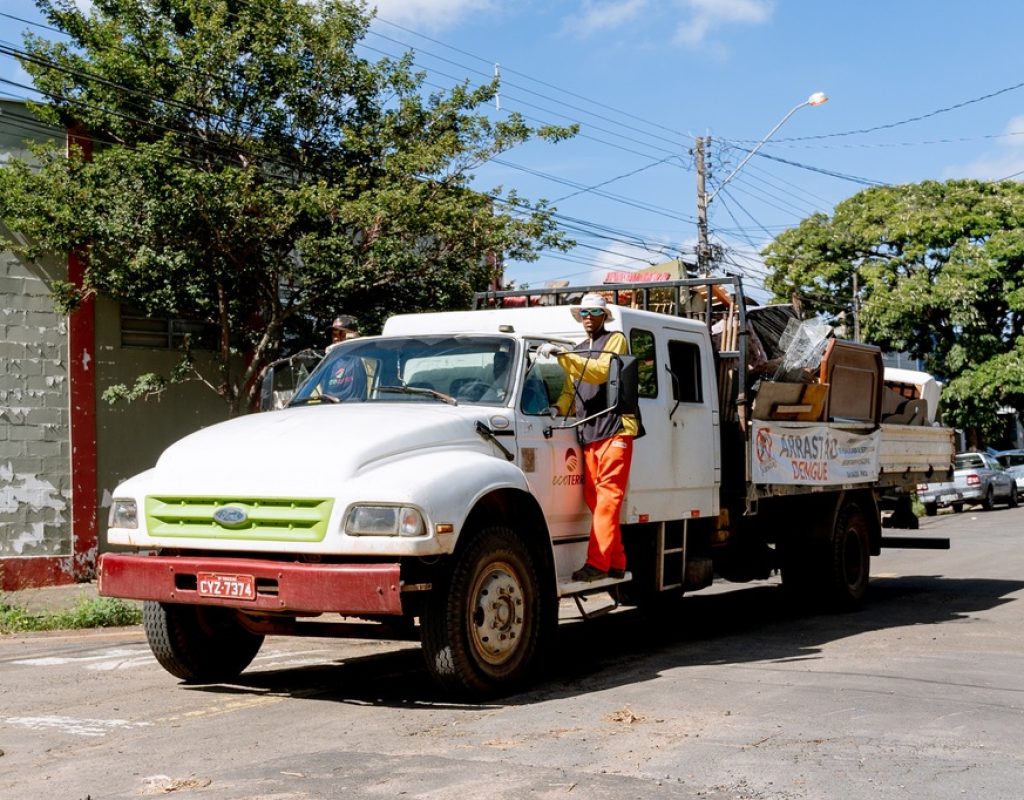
[657,520,687,592]
[557,572,633,620]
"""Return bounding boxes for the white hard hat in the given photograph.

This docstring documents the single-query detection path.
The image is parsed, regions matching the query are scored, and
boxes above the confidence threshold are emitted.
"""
[570,292,615,322]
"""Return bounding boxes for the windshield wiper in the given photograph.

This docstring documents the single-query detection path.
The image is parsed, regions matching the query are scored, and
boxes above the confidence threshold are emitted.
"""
[377,385,458,406]
[288,394,340,407]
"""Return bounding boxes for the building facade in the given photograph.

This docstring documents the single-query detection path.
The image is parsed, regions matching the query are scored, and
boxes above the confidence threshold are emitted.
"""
[1,98,229,590]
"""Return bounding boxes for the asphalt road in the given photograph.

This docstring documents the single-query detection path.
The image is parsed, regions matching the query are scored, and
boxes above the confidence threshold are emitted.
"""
[2,506,1023,800]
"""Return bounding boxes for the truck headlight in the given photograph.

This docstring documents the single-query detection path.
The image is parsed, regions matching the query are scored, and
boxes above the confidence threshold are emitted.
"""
[109,499,138,529]
[345,505,425,537]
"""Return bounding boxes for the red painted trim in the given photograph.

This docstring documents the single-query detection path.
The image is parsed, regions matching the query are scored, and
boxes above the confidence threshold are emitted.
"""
[0,557,75,592]
[67,126,97,581]
[97,554,403,615]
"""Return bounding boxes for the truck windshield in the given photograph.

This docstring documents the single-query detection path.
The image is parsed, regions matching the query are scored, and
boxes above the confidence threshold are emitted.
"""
[289,335,518,407]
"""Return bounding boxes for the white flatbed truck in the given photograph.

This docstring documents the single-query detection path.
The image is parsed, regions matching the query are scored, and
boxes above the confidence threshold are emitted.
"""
[99,277,954,696]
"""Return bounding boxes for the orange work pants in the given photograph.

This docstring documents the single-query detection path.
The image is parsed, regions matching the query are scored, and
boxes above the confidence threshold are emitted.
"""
[583,434,633,572]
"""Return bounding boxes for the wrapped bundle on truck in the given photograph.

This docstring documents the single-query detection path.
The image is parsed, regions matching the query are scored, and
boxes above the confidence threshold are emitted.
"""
[99,277,954,697]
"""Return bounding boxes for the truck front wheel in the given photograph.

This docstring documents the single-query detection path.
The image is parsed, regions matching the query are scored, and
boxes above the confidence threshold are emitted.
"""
[421,526,548,697]
[143,601,264,683]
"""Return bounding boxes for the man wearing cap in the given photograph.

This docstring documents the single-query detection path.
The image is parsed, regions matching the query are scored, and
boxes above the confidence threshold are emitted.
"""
[538,293,639,582]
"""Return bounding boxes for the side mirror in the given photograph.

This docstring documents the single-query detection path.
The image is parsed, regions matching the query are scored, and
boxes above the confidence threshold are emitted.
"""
[607,355,640,416]
[258,348,324,412]
[259,366,276,412]
[545,352,640,437]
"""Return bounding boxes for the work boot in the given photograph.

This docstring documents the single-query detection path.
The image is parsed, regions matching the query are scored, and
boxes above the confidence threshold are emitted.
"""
[571,563,607,582]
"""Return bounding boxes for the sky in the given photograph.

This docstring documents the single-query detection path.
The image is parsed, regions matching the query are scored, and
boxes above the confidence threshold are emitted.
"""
[3,0,1024,304]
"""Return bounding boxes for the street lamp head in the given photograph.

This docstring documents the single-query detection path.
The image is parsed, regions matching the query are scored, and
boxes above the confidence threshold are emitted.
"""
[807,91,828,107]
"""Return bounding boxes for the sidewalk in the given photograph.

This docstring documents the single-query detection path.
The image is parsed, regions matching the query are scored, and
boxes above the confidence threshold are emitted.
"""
[2,580,105,615]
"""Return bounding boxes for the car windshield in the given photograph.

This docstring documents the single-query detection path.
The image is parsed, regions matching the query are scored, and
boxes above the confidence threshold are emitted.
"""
[289,335,518,407]
[997,452,1024,468]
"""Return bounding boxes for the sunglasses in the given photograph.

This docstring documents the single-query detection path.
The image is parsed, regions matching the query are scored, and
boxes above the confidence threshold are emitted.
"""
[578,309,606,318]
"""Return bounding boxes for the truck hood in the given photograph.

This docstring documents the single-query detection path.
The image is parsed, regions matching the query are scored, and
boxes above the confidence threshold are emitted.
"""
[149,404,496,496]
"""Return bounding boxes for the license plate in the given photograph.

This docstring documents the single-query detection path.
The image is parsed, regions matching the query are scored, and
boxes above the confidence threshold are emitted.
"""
[197,572,256,601]
[940,494,958,503]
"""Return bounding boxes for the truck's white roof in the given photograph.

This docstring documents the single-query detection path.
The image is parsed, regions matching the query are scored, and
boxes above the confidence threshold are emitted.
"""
[382,304,708,339]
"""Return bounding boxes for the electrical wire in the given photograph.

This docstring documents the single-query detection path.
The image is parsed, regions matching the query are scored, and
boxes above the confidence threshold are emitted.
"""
[371,15,694,144]
[758,78,1024,144]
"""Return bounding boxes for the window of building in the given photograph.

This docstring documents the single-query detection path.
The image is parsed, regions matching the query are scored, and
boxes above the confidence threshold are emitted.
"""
[120,306,217,350]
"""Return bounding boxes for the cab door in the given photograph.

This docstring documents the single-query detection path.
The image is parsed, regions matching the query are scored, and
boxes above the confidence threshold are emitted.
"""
[626,326,718,521]
[514,344,590,546]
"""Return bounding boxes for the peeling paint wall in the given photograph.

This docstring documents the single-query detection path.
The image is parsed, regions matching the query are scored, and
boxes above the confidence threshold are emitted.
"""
[0,250,72,556]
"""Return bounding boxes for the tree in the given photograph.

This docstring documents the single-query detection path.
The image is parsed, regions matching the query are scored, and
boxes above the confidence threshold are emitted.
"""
[0,0,575,415]
[763,179,1024,446]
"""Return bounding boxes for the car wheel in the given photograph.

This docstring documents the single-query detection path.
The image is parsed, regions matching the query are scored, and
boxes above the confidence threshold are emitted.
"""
[951,503,964,513]
[982,486,995,511]
[1009,484,1019,509]
[923,503,937,517]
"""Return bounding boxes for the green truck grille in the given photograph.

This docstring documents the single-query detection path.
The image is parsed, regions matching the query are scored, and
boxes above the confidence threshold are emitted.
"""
[145,496,334,542]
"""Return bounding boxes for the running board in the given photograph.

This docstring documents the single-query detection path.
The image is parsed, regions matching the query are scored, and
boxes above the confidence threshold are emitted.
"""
[557,571,632,598]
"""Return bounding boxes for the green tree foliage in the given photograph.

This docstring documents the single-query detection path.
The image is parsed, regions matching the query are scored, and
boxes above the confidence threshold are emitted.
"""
[763,180,1024,444]
[0,0,575,415]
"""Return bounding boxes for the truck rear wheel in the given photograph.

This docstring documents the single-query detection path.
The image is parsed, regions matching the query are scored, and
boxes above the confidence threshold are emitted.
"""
[421,526,549,697]
[143,601,264,683]
[923,503,938,517]
[781,501,871,610]
[827,502,870,609]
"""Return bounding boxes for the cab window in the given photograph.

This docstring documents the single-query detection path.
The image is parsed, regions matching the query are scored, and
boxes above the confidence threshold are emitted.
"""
[668,340,703,403]
[630,329,658,398]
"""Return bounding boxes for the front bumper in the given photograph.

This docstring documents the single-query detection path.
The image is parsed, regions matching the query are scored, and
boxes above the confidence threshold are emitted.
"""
[98,553,402,615]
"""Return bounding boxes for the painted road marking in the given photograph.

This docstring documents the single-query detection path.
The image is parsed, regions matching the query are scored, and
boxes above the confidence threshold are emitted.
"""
[13,646,153,671]
[4,715,153,738]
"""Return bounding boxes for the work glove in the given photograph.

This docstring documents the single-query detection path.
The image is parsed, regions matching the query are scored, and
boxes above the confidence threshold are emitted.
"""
[537,342,566,358]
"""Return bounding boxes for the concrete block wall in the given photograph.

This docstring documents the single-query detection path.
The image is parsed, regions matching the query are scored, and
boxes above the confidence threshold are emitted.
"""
[0,250,72,557]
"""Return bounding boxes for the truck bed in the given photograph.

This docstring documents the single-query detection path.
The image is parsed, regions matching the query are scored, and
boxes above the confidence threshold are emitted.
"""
[877,423,956,482]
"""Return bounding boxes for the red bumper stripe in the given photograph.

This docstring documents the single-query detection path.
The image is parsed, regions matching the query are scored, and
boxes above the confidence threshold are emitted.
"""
[98,554,402,615]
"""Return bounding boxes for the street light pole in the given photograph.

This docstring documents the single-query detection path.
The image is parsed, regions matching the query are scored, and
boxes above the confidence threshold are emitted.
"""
[696,91,827,275]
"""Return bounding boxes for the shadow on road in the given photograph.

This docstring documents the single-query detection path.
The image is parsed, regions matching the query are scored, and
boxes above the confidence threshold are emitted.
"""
[186,574,1024,709]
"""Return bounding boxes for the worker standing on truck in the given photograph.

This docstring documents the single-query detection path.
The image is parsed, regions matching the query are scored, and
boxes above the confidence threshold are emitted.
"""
[539,293,639,582]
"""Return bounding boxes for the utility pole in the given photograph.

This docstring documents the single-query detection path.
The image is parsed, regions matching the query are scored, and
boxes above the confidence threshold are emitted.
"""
[695,136,710,276]
[852,269,861,342]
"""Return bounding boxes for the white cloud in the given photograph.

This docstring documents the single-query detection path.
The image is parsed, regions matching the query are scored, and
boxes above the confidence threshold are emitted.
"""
[672,0,773,47]
[369,0,495,30]
[574,0,649,37]
[945,116,1024,181]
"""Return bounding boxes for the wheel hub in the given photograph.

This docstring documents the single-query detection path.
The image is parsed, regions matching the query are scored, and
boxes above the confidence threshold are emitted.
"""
[469,562,526,666]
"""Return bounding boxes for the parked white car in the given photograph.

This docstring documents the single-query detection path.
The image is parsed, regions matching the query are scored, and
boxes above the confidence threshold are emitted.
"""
[995,449,1024,492]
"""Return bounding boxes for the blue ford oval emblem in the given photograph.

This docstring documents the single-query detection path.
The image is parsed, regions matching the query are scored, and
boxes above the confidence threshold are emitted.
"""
[213,506,248,528]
